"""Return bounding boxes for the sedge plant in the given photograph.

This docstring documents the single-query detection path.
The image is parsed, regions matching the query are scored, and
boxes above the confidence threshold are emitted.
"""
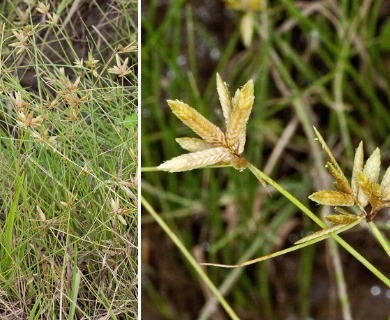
[142,0,390,318]
[155,73,390,284]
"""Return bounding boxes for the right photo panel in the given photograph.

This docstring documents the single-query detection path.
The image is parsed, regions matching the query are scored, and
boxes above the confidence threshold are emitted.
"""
[141,1,390,319]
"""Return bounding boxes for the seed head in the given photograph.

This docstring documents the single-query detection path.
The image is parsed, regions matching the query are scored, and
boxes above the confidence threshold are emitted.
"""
[158,74,255,173]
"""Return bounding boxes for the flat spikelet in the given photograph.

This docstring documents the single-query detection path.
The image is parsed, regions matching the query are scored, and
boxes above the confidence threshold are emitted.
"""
[355,147,381,209]
[309,190,354,206]
[313,127,345,178]
[175,137,214,152]
[380,167,390,201]
[167,100,226,145]
[326,162,352,194]
[326,212,360,224]
[226,80,254,151]
[310,127,390,223]
[159,74,258,176]
[356,171,382,209]
[325,207,362,226]
[351,141,364,196]
[363,148,381,182]
[157,147,232,172]
[216,73,232,126]
[363,148,381,183]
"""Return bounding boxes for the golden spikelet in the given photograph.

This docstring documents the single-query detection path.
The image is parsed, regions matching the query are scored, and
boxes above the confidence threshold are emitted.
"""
[326,162,352,195]
[309,190,355,206]
[335,207,357,216]
[326,213,360,224]
[167,100,226,145]
[226,79,254,149]
[159,74,257,175]
[313,127,345,179]
[381,167,390,201]
[157,147,232,172]
[369,183,382,209]
[216,73,232,126]
[356,171,382,209]
[351,141,364,196]
[380,167,390,192]
[382,188,390,202]
[356,171,372,207]
[363,147,380,183]
[232,88,240,108]
[310,128,390,223]
[175,137,214,152]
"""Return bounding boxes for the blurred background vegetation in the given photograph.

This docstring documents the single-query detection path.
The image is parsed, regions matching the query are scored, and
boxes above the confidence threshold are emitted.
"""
[141,0,390,319]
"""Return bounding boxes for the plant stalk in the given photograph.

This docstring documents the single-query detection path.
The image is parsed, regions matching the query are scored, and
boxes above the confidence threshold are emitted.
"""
[247,162,390,287]
[141,196,240,320]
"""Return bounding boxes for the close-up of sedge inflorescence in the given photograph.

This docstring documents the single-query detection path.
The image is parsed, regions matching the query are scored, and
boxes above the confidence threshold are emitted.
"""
[142,1,390,319]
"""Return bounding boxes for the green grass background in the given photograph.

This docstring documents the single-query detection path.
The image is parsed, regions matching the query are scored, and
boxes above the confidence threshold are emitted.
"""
[0,0,138,318]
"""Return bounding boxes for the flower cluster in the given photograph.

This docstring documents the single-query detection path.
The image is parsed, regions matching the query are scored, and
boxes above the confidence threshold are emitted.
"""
[9,91,58,148]
[158,74,255,172]
[310,128,390,222]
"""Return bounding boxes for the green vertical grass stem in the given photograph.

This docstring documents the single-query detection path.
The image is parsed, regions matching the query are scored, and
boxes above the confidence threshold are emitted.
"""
[0,172,24,274]
[69,245,81,320]
[141,195,240,320]
[369,222,390,259]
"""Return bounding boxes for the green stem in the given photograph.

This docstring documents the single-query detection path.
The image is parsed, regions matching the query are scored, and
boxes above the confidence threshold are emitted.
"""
[247,162,325,227]
[247,162,390,287]
[141,196,240,320]
[368,221,390,259]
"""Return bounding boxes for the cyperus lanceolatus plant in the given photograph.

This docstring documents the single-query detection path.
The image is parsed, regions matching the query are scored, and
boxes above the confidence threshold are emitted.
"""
[158,73,260,180]
[296,128,390,244]
[158,74,255,172]
[310,127,390,223]
[154,73,389,287]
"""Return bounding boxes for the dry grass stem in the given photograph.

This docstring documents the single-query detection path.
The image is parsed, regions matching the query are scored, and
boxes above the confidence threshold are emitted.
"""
[294,220,362,245]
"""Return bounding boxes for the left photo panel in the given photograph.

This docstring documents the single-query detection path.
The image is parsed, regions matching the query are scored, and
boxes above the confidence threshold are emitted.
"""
[0,1,138,319]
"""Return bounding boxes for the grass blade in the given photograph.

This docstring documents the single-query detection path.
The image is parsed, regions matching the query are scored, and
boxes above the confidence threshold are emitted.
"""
[0,172,25,274]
